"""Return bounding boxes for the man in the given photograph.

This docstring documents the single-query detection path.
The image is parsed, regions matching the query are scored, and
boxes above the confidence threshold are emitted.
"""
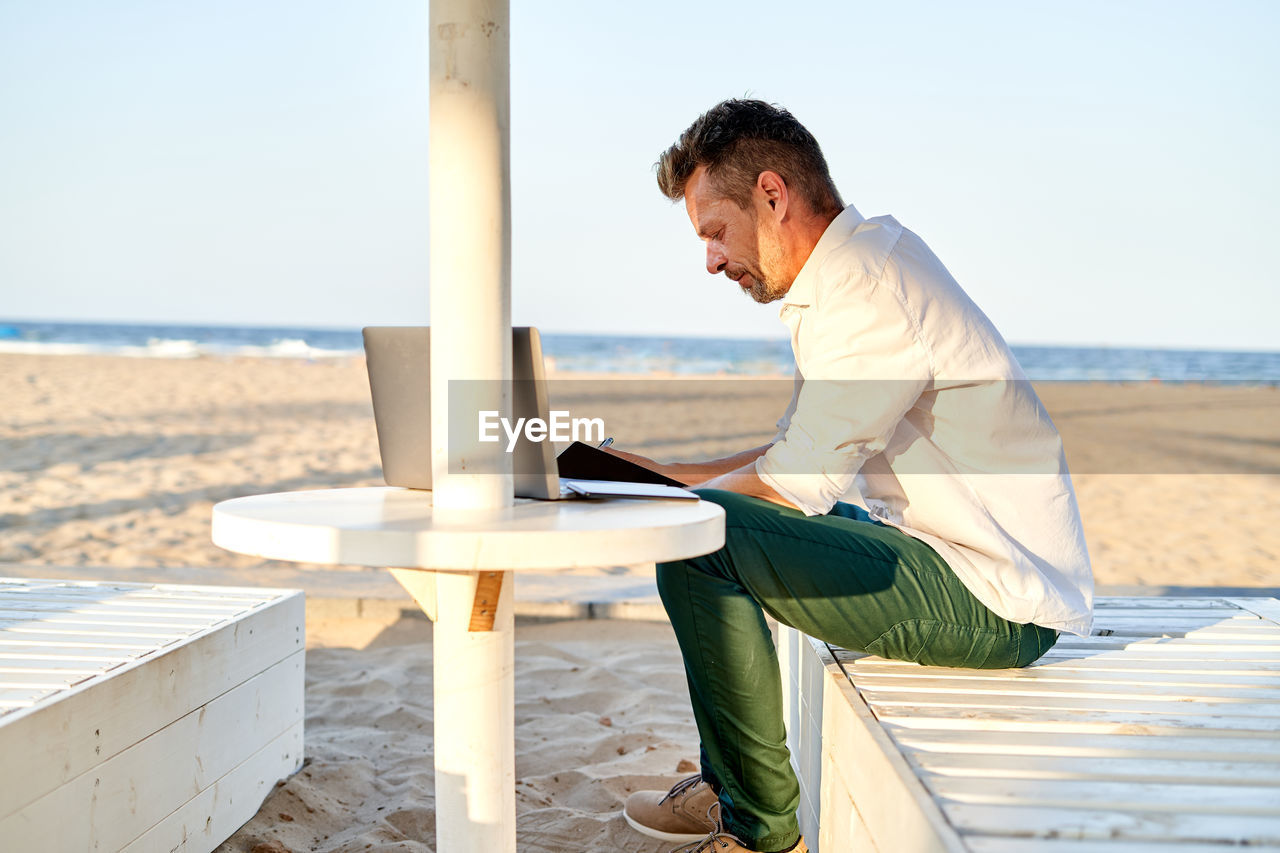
[615,100,1093,853]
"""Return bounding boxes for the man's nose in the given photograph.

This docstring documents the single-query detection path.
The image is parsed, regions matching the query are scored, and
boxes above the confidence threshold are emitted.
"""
[706,244,727,275]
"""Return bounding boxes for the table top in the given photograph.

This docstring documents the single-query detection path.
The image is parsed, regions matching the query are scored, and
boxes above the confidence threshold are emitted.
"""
[212,487,726,570]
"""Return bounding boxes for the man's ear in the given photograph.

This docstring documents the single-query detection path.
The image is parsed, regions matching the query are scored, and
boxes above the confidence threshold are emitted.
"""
[756,170,789,222]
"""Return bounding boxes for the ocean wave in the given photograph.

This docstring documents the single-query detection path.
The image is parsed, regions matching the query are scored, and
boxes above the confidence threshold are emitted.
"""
[0,337,361,360]
[1,321,1277,381]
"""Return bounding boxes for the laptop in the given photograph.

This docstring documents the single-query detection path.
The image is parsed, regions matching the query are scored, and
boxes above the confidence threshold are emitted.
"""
[362,326,699,501]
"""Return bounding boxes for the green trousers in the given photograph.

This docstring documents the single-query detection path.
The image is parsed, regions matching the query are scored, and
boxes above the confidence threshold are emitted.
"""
[656,489,1059,852]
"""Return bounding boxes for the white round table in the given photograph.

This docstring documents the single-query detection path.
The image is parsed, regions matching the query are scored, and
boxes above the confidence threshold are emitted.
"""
[212,486,725,853]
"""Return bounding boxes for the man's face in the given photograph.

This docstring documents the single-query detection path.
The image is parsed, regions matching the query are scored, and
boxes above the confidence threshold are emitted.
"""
[684,166,790,304]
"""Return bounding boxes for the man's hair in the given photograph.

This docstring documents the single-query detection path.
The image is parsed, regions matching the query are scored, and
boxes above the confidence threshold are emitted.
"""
[656,99,843,214]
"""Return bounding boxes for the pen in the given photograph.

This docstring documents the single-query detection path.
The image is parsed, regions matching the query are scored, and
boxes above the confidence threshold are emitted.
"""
[598,437,614,449]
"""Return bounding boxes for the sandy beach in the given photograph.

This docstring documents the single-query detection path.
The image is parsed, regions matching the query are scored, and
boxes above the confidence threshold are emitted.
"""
[222,613,700,853]
[4,353,1277,585]
[2,352,1279,851]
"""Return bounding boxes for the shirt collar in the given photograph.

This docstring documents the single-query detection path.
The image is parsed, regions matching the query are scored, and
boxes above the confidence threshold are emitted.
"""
[780,204,865,308]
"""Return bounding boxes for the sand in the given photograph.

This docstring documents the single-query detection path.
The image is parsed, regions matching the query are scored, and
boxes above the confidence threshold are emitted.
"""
[3,353,1277,586]
[2,352,1279,850]
[222,616,697,853]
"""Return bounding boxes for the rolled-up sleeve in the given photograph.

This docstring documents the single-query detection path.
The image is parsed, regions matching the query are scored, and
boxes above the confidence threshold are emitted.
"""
[769,368,804,444]
[757,270,933,516]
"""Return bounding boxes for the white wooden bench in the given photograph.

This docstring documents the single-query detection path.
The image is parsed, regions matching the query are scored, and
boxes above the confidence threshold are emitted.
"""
[779,596,1280,852]
[0,578,305,852]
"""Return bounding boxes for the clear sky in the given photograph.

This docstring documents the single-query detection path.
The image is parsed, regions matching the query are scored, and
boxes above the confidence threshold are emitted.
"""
[1,0,1277,349]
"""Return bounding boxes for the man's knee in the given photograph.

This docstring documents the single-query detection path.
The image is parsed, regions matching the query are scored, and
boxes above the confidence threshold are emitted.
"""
[659,491,796,597]
[655,558,688,602]
[657,547,729,602]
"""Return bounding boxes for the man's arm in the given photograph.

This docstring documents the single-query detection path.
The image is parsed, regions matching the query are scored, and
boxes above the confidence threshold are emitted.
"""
[600,369,803,507]
[603,368,802,486]
[695,459,797,509]
[604,445,798,510]
[603,444,771,485]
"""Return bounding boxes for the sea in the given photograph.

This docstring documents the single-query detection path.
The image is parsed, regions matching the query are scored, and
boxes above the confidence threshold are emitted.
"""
[1,319,1277,383]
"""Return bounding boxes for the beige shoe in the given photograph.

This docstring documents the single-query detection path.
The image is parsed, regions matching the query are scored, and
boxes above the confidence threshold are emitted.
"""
[622,774,720,843]
[673,825,808,853]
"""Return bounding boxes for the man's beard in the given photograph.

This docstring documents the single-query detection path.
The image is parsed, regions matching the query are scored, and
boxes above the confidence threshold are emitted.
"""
[736,231,790,304]
[740,273,787,304]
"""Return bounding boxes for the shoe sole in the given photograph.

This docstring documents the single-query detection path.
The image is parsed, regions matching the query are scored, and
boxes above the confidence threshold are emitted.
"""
[621,808,712,844]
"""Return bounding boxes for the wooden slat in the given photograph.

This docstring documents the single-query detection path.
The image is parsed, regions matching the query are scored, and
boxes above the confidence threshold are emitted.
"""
[0,599,261,619]
[1086,607,1258,619]
[119,721,303,853]
[826,597,1280,851]
[0,608,240,626]
[0,650,132,664]
[0,640,166,654]
[0,580,271,601]
[843,652,1280,674]
[890,729,1280,762]
[1035,648,1280,662]
[911,752,1280,785]
[0,687,55,704]
[0,591,260,606]
[1026,660,1280,674]
[0,671,90,689]
[1094,598,1242,608]
[1091,618,1280,633]
[784,598,1280,849]
[875,705,1280,734]
[854,673,1280,700]
[967,838,1280,852]
[945,804,1280,846]
[1232,598,1280,625]
[0,586,303,820]
[0,604,252,625]
[816,641,968,853]
[815,753,877,853]
[929,777,1280,812]
[0,659,104,673]
[0,588,263,606]
[0,653,303,850]
[1088,628,1280,641]
[0,617,192,637]
[1041,637,1280,654]
[845,665,1280,689]
[0,581,307,723]
[0,601,246,619]
[860,690,1280,717]
[0,589,262,607]
[1053,638,1280,651]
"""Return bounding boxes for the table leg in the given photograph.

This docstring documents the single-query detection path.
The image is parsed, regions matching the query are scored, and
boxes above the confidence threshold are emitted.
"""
[433,569,516,853]
[389,568,437,621]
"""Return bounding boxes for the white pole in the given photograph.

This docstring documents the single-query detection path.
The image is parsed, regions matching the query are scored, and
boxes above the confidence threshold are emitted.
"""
[433,569,516,852]
[428,2,515,852]
[429,0,512,511]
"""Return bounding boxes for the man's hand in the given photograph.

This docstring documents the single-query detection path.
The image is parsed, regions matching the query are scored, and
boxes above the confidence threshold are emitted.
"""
[694,461,798,510]
[602,444,798,509]
[597,446,681,480]
[600,443,778,488]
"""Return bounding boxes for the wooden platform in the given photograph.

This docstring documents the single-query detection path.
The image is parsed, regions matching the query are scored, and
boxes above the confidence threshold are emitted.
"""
[780,596,1280,852]
[0,578,305,852]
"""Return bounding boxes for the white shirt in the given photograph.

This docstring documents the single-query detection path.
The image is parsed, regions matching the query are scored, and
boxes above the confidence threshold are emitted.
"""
[756,206,1094,636]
